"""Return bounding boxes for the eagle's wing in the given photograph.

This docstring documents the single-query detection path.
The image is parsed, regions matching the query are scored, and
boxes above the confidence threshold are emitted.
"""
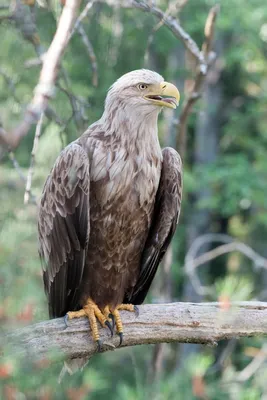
[125,147,182,305]
[38,143,90,318]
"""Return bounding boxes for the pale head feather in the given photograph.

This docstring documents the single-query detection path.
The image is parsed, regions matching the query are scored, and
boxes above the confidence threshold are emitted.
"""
[104,69,164,117]
[99,70,164,156]
[110,69,164,90]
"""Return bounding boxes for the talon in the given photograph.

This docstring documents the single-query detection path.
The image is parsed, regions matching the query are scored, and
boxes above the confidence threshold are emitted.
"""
[109,303,137,345]
[134,305,139,316]
[64,300,137,345]
[64,298,112,345]
[105,320,113,337]
[64,314,69,328]
[109,313,115,330]
[96,339,103,352]
[118,332,123,346]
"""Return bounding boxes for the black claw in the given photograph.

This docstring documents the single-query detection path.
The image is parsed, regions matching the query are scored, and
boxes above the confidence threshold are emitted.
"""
[109,313,115,330]
[105,320,113,337]
[96,339,103,352]
[118,332,123,347]
[64,314,69,328]
[134,305,139,317]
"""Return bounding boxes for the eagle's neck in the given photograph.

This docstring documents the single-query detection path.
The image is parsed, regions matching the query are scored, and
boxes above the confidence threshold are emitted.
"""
[100,103,162,157]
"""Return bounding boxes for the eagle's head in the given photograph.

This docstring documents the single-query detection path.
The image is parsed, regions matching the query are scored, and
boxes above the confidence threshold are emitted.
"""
[105,69,180,117]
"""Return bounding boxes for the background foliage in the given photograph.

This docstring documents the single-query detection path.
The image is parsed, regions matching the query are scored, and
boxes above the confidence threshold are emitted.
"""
[1,0,267,399]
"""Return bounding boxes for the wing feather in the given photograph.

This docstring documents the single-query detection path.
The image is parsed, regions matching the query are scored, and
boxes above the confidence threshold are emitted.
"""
[38,143,90,318]
[125,147,182,304]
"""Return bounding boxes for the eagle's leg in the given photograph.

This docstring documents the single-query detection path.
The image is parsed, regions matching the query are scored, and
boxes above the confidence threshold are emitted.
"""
[110,304,139,346]
[65,298,113,348]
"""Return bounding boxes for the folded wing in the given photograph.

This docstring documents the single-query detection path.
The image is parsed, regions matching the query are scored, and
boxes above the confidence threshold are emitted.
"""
[125,147,182,304]
[38,143,90,317]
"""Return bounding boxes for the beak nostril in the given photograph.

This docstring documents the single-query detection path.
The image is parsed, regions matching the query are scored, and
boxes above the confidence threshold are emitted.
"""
[162,85,166,89]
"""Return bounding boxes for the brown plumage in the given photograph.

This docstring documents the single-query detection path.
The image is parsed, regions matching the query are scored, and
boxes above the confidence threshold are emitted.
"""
[38,69,182,330]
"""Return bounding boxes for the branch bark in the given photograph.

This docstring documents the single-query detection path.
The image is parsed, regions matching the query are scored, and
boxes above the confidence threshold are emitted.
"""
[3,302,267,363]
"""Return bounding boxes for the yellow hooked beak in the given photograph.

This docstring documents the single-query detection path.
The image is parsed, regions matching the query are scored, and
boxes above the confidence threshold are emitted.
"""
[144,81,180,109]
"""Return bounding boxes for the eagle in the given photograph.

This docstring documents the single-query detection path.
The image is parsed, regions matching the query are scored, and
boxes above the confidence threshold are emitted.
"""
[38,69,182,348]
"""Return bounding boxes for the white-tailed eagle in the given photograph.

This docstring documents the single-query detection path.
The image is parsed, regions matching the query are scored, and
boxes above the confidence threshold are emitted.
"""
[38,69,182,348]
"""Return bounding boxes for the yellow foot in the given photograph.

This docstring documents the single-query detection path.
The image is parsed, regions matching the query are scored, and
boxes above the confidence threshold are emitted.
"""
[110,304,139,346]
[64,299,113,351]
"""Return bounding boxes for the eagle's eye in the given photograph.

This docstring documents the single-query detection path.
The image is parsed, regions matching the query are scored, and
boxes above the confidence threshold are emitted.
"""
[137,83,148,90]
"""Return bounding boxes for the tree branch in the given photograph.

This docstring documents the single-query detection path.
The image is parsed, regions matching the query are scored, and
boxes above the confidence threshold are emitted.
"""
[0,0,81,150]
[184,233,267,297]
[125,0,206,71]
[24,112,44,205]
[176,4,220,157]
[4,302,267,363]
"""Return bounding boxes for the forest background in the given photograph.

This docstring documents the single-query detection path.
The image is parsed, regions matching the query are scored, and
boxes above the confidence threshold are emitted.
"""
[1,0,267,399]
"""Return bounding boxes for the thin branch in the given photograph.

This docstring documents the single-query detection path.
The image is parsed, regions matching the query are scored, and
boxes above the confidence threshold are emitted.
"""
[143,1,180,67]
[8,151,27,184]
[3,302,267,364]
[114,0,219,158]
[76,23,98,86]
[235,344,267,382]
[69,0,98,86]
[0,14,11,21]
[188,242,267,272]
[126,0,206,72]
[203,4,220,58]
[176,4,220,157]
[24,57,43,68]
[0,66,64,130]
[209,338,237,373]
[0,68,62,135]
[0,68,21,104]
[144,0,189,59]
[7,151,37,204]
[10,0,43,54]
[56,78,89,131]
[24,113,44,205]
[70,0,95,37]
[0,0,82,150]
[184,234,267,297]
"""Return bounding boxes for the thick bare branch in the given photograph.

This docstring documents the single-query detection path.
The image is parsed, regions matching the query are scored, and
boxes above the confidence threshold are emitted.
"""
[3,302,267,364]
